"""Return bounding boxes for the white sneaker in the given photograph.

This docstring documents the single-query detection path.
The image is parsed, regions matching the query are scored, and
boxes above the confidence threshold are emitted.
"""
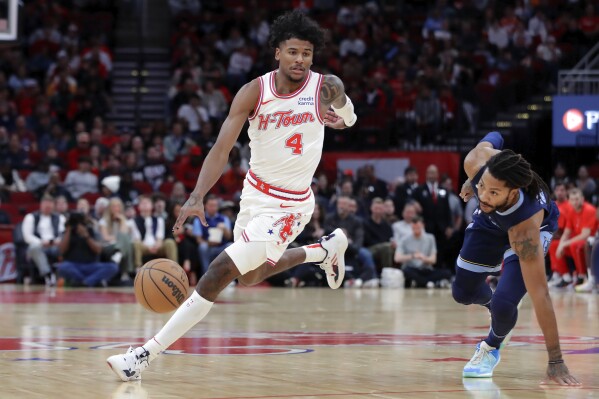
[111,251,123,264]
[575,279,596,293]
[316,228,348,289]
[107,346,150,382]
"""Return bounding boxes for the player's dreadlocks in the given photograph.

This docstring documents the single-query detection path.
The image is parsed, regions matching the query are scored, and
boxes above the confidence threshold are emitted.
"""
[269,10,325,52]
[487,150,550,200]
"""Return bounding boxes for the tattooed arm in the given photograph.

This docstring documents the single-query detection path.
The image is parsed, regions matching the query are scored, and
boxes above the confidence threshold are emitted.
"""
[508,210,580,386]
[320,74,356,129]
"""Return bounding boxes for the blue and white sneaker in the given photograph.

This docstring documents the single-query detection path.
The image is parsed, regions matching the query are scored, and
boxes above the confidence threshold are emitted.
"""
[463,341,500,378]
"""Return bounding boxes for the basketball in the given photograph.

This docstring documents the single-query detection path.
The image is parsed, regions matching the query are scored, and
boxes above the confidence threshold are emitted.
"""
[134,258,190,313]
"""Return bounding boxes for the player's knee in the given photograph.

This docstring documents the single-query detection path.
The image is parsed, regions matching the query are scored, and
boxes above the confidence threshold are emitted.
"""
[237,269,262,287]
[490,294,518,322]
[452,280,475,305]
[196,253,240,300]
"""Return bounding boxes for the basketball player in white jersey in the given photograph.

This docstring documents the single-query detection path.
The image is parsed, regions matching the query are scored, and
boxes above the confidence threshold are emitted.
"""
[108,10,357,381]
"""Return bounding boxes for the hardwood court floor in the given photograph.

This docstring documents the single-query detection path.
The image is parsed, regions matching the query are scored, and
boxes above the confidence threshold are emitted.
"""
[0,284,598,399]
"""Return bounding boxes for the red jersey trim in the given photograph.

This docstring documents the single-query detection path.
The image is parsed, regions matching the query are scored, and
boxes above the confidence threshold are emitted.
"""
[315,73,324,124]
[247,169,311,202]
[270,70,312,99]
[248,77,264,121]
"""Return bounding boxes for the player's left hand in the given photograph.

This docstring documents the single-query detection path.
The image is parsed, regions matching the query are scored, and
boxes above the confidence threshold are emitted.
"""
[541,362,581,386]
[459,179,474,202]
[324,110,348,129]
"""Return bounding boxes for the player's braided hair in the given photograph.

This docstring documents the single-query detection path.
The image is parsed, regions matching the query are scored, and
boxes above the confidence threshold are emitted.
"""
[269,10,325,52]
[487,150,550,199]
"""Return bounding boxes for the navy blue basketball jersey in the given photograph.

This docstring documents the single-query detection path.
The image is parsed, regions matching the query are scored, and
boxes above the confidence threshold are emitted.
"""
[457,166,559,273]
[471,166,558,234]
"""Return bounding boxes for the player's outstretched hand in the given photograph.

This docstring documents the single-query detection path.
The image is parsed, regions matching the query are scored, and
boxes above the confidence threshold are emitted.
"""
[324,110,348,129]
[173,194,207,233]
[541,363,581,387]
[459,179,474,202]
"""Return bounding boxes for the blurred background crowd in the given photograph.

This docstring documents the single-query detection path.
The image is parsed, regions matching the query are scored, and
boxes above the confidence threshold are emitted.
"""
[0,0,598,292]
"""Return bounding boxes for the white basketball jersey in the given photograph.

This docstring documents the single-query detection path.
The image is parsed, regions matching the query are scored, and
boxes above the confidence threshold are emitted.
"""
[247,70,324,191]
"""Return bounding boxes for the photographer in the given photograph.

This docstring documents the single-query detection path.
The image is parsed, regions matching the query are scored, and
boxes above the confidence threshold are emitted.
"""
[56,211,119,287]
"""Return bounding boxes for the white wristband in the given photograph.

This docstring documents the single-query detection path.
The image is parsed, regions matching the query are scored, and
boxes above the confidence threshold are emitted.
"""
[331,94,357,127]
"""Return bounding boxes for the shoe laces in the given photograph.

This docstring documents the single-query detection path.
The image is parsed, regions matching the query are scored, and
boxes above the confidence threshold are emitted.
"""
[135,348,150,367]
[470,344,491,366]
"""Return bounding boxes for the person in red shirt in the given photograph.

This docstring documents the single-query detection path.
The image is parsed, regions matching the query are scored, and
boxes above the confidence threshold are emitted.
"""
[548,181,573,286]
[173,145,203,191]
[556,187,598,287]
[67,132,91,170]
[579,4,599,41]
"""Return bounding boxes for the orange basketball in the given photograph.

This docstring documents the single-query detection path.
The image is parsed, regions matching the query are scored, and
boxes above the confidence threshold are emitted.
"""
[134,258,190,313]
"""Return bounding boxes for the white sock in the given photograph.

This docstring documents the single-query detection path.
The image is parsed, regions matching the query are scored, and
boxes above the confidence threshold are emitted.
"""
[302,243,327,263]
[563,273,572,283]
[142,290,213,362]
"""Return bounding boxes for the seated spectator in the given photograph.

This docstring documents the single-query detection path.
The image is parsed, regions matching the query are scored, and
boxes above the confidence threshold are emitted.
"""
[131,195,178,268]
[173,145,203,191]
[43,171,71,202]
[22,194,66,285]
[3,134,30,170]
[56,210,118,287]
[363,197,395,274]
[152,194,168,220]
[100,175,121,199]
[169,181,187,204]
[548,181,573,287]
[25,160,51,194]
[177,95,209,138]
[55,194,70,218]
[202,80,228,126]
[193,195,232,275]
[67,132,91,170]
[556,188,598,288]
[392,202,418,246]
[65,156,98,200]
[0,158,25,201]
[576,165,597,204]
[394,216,451,288]
[164,120,194,162]
[99,197,136,283]
[166,201,201,285]
[142,146,171,191]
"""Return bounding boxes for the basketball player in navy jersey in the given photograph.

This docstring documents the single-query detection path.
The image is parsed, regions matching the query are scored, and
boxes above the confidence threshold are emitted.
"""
[453,132,580,385]
[107,10,356,381]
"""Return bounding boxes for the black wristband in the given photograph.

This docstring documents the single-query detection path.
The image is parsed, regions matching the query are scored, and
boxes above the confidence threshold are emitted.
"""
[548,359,564,365]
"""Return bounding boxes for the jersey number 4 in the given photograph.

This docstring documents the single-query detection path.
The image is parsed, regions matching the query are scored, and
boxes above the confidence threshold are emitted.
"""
[285,133,303,155]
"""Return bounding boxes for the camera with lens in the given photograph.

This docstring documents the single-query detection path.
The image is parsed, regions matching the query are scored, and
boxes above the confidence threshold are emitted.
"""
[66,211,85,228]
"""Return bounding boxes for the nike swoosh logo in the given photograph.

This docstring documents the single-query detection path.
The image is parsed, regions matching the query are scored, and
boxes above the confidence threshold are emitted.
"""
[261,99,275,106]
[280,204,293,208]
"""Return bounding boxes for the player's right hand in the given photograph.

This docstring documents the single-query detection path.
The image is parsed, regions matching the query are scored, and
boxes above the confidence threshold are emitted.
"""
[173,194,207,233]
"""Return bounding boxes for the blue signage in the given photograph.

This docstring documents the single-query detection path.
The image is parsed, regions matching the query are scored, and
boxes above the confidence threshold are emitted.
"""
[552,95,599,147]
